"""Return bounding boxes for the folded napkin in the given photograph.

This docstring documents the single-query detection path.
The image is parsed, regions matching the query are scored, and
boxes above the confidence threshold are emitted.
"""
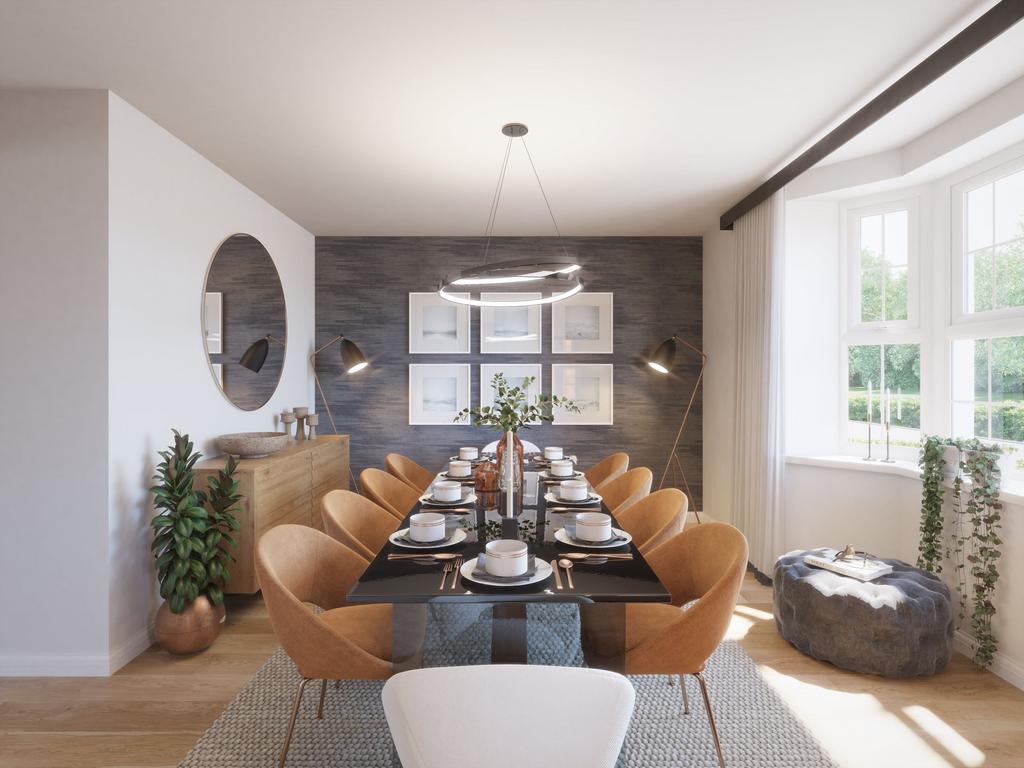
[563,524,628,546]
[472,554,537,583]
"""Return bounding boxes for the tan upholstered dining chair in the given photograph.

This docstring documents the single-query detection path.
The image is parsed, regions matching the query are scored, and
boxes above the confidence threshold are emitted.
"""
[585,452,629,490]
[614,488,687,555]
[599,467,652,514]
[360,467,421,520]
[583,522,747,768]
[256,525,393,767]
[321,489,399,561]
[386,453,436,494]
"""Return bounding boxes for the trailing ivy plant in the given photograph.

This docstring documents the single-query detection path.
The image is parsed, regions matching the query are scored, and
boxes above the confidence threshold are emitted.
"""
[150,430,241,614]
[917,434,1003,667]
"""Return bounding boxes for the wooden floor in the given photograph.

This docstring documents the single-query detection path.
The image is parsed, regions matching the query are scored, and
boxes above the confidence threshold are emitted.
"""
[2,575,1022,768]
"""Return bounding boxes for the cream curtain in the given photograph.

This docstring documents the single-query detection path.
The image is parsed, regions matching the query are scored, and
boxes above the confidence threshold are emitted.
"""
[731,191,786,576]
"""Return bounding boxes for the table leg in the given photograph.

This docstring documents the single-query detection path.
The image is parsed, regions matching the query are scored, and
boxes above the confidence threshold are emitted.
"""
[491,603,528,664]
[579,603,626,673]
[392,604,427,673]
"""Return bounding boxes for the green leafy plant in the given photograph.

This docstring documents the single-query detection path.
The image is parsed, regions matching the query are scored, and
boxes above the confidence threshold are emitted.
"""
[456,373,579,432]
[917,434,1003,667]
[150,430,241,614]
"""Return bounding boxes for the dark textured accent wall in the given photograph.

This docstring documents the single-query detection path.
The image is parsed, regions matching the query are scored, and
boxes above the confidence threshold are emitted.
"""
[206,234,287,410]
[315,237,703,509]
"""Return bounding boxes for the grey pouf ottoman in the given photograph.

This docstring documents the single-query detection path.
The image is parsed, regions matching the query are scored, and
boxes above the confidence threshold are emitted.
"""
[773,550,953,677]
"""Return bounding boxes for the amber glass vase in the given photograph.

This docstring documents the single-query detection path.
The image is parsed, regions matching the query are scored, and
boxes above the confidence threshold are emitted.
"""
[496,431,524,493]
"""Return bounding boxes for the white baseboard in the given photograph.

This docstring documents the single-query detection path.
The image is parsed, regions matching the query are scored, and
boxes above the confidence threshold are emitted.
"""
[0,625,153,677]
[954,629,1024,691]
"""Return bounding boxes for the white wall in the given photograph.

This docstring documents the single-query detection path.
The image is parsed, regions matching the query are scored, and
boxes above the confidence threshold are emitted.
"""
[702,227,737,524]
[106,93,315,671]
[0,90,112,674]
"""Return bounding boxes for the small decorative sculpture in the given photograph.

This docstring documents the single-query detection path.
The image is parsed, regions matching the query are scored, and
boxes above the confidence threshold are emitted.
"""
[293,407,308,441]
[280,411,296,440]
[306,413,319,440]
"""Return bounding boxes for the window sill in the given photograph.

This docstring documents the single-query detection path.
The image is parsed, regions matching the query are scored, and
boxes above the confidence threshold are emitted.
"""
[785,454,1024,506]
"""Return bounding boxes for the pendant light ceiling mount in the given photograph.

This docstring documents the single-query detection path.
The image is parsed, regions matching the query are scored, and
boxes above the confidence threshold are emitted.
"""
[437,122,583,308]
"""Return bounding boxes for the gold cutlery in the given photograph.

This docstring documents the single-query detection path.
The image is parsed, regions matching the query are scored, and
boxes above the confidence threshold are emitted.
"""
[550,559,563,590]
[558,552,633,561]
[440,559,455,589]
[388,552,461,560]
[449,556,463,589]
[557,558,575,589]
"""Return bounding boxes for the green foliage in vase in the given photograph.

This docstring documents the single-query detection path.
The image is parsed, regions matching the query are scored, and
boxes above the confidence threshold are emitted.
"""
[456,373,580,432]
[917,434,1003,667]
[150,430,241,614]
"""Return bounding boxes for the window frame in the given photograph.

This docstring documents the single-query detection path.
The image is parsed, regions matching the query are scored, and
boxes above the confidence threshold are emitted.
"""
[951,153,1024,327]
[845,196,920,332]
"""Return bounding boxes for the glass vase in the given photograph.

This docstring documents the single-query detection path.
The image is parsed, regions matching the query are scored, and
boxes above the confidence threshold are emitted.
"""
[496,431,524,493]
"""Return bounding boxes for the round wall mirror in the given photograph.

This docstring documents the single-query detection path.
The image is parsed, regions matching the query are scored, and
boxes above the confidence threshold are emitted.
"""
[202,234,286,410]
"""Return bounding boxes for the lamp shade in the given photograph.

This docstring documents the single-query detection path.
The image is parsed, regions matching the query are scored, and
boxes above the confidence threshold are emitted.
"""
[647,336,677,374]
[239,337,270,372]
[340,337,368,374]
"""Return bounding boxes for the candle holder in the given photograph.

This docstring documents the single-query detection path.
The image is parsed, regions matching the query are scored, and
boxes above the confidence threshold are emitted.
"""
[280,411,296,440]
[881,419,895,463]
[863,409,876,462]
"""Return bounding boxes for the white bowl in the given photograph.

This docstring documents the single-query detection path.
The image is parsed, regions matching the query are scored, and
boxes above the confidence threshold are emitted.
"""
[544,446,564,460]
[484,540,528,577]
[459,446,479,460]
[408,512,446,542]
[575,512,613,542]
[432,480,462,503]
[448,460,472,478]
[549,459,574,477]
[559,479,589,501]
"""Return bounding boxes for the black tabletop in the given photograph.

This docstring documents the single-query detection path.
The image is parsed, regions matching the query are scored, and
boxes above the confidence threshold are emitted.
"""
[347,460,671,605]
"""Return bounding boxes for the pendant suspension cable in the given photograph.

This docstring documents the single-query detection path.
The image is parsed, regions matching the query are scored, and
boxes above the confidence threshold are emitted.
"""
[483,136,514,263]
[520,136,571,260]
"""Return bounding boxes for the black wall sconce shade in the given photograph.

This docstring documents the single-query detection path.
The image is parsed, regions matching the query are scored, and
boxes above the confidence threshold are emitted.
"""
[239,337,270,372]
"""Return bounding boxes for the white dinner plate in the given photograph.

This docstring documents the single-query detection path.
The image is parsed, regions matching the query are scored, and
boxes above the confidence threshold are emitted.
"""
[438,471,476,482]
[419,492,477,508]
[537,469,585,481]
[544,491,602,507]
[449,456,485,464]
[459,556,553,588]
[554,527,632,549]
[389,528,468,550]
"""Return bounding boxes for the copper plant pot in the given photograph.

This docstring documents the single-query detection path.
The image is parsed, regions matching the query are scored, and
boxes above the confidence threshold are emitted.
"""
[155,596,226,654]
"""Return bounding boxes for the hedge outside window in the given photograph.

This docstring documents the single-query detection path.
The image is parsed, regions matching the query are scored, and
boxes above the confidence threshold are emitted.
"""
[848,343,921,430]
[952,335,1024,444]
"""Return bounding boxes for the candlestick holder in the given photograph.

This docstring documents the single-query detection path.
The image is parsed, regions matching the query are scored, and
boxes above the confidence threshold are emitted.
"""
[863,410,877,461]
[881,420,895,463]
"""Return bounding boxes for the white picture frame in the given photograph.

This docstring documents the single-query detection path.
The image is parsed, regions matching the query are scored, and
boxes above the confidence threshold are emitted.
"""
[551,292,613,353]
[203,291,223,354]
[480,364,543,424]
[211,363,224,388]
[480,293,542,353]
[409,364,471,425]
[409,292,470,354]
[551,364,613,425]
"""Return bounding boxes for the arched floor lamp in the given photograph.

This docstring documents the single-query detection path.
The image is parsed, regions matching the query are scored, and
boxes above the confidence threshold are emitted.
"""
[647,334,706,523]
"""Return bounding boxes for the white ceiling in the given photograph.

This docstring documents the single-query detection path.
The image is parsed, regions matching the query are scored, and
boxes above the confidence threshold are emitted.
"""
[0,0,1007,235]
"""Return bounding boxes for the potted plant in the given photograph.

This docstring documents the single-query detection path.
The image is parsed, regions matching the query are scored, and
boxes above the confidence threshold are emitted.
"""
[456,373,579,490]
[150,430,241,654]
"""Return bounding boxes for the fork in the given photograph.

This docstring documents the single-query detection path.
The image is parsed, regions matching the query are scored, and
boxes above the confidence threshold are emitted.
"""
[449,556,463,589]
[440,559,454,589]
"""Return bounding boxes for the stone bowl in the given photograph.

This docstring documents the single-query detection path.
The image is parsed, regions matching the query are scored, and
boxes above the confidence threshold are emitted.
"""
[215,432,289,459]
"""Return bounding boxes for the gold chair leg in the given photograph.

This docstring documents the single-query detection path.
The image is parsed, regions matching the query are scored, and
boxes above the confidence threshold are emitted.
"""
[317,679,328,719]
[695,671,725,768]
[280,677,313,768]
[680,674,690,715]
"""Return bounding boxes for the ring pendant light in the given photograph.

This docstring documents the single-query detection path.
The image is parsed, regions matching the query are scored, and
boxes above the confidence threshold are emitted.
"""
[437,123,583,308]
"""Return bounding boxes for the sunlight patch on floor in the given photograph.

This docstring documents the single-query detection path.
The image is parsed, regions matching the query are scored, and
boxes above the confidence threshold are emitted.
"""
[903,705,986,767]
[734,604,774,621]
[757,665,956,768]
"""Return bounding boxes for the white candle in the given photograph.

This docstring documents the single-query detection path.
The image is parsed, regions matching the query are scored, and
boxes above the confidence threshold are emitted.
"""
[885,388,892,425]
[896,388,902,421]
[867,381,873,423]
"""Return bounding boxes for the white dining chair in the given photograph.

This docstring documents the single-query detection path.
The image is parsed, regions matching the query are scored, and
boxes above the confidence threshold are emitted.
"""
[481,439,541,454]
[382,665,635,768]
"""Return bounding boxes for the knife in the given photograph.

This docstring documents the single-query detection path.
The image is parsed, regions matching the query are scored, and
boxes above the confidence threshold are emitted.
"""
[550,559,563,590]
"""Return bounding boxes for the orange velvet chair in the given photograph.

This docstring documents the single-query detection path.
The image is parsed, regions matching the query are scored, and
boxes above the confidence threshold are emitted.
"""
[599,467,652,514]
[614,487,687,555]
[386,453,436,494]
[584,452,629,490]
[360,467,420,520]
[256,525,393,766]
[584,522,747,768]
[321,489,399,560]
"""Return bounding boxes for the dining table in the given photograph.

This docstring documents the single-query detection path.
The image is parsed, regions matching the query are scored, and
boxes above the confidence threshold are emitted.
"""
[346,454,671,672]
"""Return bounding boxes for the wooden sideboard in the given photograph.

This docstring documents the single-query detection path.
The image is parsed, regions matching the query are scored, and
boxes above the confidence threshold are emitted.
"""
[195,435,349,594]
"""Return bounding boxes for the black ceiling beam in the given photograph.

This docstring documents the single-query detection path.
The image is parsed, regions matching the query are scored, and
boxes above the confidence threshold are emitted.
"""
[719,0,1024,230]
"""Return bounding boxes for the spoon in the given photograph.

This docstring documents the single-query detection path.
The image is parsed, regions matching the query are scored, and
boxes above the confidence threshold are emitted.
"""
[558,552,632,560]
[557,558,575,589]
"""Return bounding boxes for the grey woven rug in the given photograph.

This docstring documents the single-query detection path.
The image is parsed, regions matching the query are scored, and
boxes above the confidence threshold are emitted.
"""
[179,605,835,767]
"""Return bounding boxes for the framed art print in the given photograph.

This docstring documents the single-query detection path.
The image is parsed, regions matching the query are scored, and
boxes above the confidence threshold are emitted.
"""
[551,364,613,425]
[409,364,471,425]
[480,364,543,424]
[409,292,470,353]
[551,292,613,353]
[480,293,542,353]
